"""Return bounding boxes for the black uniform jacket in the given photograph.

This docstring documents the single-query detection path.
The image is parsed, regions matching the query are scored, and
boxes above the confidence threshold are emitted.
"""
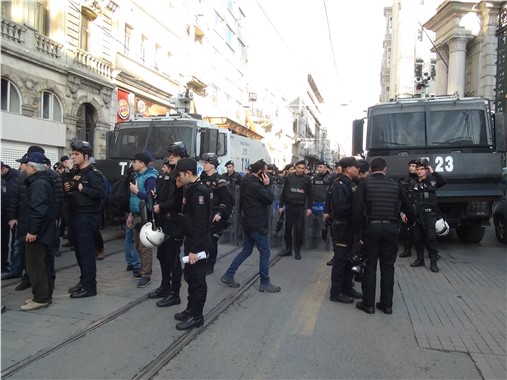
[181,178,212,254]
[68,164,106,214]
[239,174,274,233]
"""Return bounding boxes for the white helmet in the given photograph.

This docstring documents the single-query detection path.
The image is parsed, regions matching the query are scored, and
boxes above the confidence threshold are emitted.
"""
[435,218,450,237]
[140,222,166,248]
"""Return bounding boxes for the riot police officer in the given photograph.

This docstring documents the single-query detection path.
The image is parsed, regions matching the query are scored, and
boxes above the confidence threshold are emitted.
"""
[173,158,212,330]
[64,140,106,298]
[323,157,362,303]
[279,160,313,260]
[150,142,187,307]
[353,157,414,314]
[200,153,233,274]
[398,159,418,258]
[222,160,242,186]
[410,158,446,273]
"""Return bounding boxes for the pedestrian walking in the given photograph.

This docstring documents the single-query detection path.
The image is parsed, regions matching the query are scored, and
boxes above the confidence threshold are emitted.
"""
[221,160,280,293]
[173,158,212,330]
[353,157,414,314]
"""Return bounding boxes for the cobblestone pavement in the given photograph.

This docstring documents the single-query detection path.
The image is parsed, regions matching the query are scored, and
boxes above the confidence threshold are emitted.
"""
[396,232,506,379]
[1,226,505,379]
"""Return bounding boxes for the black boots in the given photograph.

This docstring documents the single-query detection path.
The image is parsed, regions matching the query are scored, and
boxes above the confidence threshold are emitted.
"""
[280,247,292,257]
[430,260,439,273]
[399,249,412,258]
[294,246,301,260]
[410,258,425,267]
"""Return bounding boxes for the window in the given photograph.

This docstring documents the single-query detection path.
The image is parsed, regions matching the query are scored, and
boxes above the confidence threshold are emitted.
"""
[154,43,161,70]
[141,34,148,62]
[1,0,12,18]
[35,1,49,35]
[41,91,62,122]
[124,24,132,55]
[1,78,22,113]
[414,58,423,78]
[225,26,234,48]
[80,7,96,51]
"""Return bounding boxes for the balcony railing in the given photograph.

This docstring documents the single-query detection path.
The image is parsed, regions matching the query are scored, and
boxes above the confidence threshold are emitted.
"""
[75,49,113,79]
[35,32,62,58]
[1,17,26,44]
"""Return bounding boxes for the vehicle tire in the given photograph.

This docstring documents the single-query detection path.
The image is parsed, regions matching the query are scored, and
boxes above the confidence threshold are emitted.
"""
[494,216,507,243]
[456,225,485,243]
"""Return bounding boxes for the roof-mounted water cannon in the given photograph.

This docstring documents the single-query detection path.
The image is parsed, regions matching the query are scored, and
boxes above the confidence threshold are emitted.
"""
[170,88,194,112]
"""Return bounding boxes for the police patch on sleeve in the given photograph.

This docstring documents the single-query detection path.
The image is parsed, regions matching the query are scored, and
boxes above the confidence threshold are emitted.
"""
[199,195,204,204]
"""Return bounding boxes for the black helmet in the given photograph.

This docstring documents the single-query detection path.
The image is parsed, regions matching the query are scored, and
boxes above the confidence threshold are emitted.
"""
[415,157,430,168]
[202,152,220,167]
[167,141,189,158]
[71,140,92,155]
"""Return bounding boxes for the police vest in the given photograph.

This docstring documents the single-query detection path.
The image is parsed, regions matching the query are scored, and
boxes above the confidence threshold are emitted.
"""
[364,175,401,221]
[284,173,309,205]
[411,176,439,210]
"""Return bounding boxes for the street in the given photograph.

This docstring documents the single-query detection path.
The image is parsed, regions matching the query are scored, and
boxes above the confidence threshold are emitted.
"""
[1,226,505,379]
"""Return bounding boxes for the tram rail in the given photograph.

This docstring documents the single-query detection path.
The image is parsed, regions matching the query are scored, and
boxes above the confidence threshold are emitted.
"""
[1,245,281,379]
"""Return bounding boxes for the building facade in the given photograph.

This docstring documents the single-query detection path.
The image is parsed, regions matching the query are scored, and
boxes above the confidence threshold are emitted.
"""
[380,0,501,103]
[1,0,332,168]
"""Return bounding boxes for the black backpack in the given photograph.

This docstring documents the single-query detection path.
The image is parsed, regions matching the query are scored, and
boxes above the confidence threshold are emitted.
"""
[108,167,133,213]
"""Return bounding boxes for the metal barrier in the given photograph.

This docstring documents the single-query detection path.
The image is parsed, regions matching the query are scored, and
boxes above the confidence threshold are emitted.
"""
[219,184,332,252]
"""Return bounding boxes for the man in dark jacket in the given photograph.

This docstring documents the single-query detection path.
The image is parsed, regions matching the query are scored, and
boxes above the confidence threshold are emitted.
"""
[200,153,232,274]
[279,160,313,259]
[150,142,187,307]
[65,140,106,298]
[20,152,56,311]
[4,145,46,289]
[173,158,212,330]
[222,160,242,185]
[220,160,281,293]
[1,161,18,273]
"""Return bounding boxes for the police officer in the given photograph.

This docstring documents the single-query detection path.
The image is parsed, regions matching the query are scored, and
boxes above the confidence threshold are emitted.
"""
[279,160,313,260]
[311,160,331,185]
[222,160,242,186]
[64,140,106,298]
[323,157,362,303]
[353,157,414,314]
[150,142,187,307]
[410,158,446,273]
[200,153,232,274]
[398,159,418,258]
[173,158,212,330]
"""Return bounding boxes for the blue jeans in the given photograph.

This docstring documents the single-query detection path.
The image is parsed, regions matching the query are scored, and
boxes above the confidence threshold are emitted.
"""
[124,225,140,269]
[225,230,271,285]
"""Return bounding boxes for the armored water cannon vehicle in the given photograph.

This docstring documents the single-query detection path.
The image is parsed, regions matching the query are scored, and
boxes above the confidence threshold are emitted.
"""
[95,112,271,185]
[352,95,507,243]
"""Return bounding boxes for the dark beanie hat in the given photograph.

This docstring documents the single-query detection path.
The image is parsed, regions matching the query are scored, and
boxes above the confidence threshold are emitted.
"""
[295,160,306,166]
[133,151,153,165]
[357,159,370,173]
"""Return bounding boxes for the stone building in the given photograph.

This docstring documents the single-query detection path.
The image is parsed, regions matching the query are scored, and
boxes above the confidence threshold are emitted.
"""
[1,0,331,167]
[380,0,501,102]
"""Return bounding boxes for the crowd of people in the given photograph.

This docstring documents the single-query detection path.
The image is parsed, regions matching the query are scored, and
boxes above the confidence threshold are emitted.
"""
[1,140,445,321]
